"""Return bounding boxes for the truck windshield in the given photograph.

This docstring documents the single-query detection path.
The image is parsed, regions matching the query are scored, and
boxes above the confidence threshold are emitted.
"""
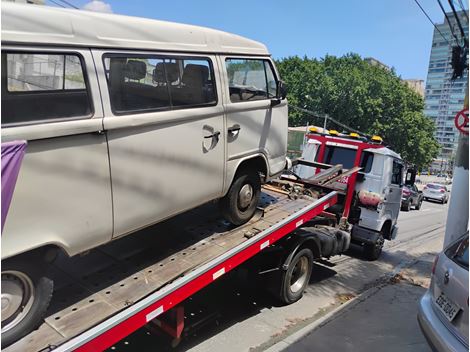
[321,146,374,173]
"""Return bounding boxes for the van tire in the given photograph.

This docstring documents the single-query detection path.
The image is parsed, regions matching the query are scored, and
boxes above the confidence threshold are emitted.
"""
[1,257,53,348]
[220,168,261,226]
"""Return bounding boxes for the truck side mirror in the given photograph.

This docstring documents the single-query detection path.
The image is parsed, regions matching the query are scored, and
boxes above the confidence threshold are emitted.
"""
[356,172,365,182]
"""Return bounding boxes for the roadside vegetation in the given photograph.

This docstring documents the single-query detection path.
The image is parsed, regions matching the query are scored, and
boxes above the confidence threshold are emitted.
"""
[276,54,440,169]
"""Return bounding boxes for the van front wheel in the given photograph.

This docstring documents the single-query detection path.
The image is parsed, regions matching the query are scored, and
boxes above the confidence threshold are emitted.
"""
[220,169,261,226]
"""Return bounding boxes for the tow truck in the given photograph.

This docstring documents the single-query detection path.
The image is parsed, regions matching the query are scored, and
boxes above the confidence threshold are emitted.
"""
[5,128,411,352]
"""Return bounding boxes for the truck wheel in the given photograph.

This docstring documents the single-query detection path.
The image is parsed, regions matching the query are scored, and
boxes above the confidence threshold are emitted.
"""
[363,233,384,261]
[279,248,313,305]
[1,258,53,348]
[220,168,261,226]
[415,199,422,210]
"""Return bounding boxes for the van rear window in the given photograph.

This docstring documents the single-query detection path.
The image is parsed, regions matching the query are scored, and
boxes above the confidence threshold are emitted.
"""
[2,52,92,125]
[104,55,217,114]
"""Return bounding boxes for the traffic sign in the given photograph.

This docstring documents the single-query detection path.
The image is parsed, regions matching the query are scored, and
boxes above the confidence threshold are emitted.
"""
[454,108,469,135]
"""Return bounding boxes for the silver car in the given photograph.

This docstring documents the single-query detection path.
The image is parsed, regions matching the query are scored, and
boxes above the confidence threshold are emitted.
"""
[418,233,469,351]
[423,183,449,204]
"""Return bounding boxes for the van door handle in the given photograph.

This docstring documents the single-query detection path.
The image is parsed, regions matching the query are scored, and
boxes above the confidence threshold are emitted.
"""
[204,131,220,139]
[228,125,241,136]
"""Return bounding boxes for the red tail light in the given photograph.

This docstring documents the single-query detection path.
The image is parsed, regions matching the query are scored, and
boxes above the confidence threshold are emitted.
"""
[440,189,445,193]
[431,255,439,275]
[402,189,411,196]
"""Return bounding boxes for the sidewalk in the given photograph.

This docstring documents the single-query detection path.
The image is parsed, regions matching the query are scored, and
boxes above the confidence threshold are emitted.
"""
[269,260,433,352]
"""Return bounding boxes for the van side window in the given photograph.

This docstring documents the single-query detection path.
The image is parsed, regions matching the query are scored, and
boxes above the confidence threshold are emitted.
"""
[104,55,216,114]
[1,52,92,125]
[391,160,403,185]
[225,59,277,102]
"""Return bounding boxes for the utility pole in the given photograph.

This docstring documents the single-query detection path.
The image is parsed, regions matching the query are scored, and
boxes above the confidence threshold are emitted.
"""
[443,87,469,247]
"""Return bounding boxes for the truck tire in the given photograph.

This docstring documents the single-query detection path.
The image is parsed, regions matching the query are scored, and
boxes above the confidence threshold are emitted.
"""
[220,168,261,226]
[278,248,314,305]
[363,233,384,261]
[1,257,53,348]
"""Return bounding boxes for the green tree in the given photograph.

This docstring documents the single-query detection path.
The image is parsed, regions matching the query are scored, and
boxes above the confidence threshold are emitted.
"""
[276,54,440,169]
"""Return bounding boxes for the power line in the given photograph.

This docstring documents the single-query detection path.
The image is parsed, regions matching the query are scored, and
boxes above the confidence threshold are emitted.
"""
[455,0,469,21]
[448,0,468,45]
[412,0,452,46]
[436,0,461,44]
[56,0,79,9]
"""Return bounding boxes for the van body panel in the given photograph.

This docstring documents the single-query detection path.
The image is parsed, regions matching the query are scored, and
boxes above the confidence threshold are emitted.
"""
[1,133,113,259]
[95,51,226,237]
[1,47,113,259]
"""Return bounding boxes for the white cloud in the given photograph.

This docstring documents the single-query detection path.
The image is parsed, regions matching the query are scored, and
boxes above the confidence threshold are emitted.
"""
[82,1,113,13]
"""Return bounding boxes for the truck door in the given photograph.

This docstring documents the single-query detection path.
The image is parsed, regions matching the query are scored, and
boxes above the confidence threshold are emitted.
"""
[405,167,417,186]
[384,159,404,223]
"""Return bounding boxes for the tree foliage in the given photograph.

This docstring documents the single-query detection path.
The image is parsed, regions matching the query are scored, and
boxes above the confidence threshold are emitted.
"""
[276,54,440,169]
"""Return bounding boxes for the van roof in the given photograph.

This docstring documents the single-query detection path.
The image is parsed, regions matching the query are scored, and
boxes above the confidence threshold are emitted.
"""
[1,3,270,56]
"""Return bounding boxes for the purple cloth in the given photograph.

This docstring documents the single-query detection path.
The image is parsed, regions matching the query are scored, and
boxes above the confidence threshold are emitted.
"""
[2,140,27,232]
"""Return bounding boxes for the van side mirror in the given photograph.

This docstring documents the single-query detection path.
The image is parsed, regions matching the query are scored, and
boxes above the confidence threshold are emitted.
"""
[271,81,287,107]
[278,80,287,100]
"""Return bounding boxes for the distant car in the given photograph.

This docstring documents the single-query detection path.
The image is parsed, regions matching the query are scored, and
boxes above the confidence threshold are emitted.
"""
[418,233,469,351]
[423,183,449,204]
[401,184,423,211]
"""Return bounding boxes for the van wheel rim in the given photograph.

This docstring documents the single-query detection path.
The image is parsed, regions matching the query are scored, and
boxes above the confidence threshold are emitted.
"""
[238,184,254,210]
[1,271,35,332]
[290,256,309,293]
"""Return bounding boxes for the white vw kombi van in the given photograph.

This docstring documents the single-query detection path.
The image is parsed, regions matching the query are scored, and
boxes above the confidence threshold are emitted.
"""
[1,3,288,345]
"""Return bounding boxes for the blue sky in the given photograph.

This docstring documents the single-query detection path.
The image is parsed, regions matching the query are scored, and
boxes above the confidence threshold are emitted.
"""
[53,0,465,80]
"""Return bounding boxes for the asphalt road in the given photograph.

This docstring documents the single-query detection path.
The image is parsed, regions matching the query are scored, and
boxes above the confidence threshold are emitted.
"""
[108,199,448,352]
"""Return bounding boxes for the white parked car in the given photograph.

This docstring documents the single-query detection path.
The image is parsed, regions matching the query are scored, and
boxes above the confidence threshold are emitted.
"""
[418,233,469,351]
[1,3,288,345]
[423,183,449,204]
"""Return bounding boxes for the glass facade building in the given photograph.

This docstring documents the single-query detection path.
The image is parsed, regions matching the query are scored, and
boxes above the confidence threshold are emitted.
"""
[424,10,468,161]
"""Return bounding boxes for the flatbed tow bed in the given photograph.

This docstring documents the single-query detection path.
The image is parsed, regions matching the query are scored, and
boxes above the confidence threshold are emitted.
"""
[6,184,339,352]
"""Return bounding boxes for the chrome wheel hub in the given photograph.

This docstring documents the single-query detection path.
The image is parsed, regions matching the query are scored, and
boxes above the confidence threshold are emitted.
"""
[238,184,254,209]
[1,271,35,332]
[290,256,309,293]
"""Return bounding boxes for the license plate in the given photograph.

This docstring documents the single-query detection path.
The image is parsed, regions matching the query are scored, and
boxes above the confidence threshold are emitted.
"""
[435,292,460,321]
